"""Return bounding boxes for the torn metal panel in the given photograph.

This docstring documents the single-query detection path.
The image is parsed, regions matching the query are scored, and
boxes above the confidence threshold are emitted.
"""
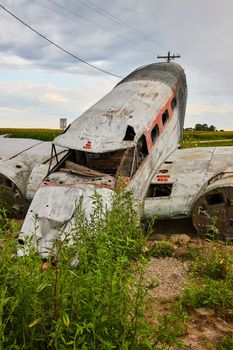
[18,184,113,258]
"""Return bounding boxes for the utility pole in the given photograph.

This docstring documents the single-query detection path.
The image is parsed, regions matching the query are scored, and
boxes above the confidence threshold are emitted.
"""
[157,51,180,62]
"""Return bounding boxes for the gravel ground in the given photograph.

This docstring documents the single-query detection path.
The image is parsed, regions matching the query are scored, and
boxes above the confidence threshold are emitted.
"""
[144,257,189,301]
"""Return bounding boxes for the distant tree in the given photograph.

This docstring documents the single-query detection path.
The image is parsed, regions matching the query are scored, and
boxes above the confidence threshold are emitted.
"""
[203,123,208,131]
[194,123,216,131]
[195,123,204,131]
[209,125,216,131]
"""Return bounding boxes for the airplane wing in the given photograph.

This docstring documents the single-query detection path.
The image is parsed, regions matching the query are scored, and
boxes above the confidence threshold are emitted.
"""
[143,146,233,240]
[0,138,67,217]
[0,137,41,161]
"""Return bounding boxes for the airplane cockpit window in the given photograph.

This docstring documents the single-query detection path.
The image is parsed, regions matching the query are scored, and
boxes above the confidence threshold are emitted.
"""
[151,124,160,143]
[55,148,137,178]
[162,110,169,126]
[123,125,136,141]
[171,96,177,110]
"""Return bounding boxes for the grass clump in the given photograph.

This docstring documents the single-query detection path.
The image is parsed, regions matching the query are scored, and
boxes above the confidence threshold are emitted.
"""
[180,243,233,320]
[191,246,231,280]
[153,303,188,348]
[0,190,154,349]
[219,335,233,350]
[146,241,174,258]
[181,278,233,319]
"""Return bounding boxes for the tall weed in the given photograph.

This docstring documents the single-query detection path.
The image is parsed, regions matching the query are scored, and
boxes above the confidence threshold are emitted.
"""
[0,190,153,349]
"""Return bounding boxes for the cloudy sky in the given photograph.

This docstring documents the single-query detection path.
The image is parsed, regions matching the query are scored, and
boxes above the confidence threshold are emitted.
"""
[0,0,233,130]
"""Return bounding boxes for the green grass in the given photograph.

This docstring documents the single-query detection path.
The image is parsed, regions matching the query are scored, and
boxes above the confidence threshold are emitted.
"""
[182,130,233,148]
[1,185,233,348]
[146,241,174,258]
[184,130,233,140]
[196,140,233,147]
[219,335,233,350]
[0,128,62,141]
[180,244,233,320]
[0,191,155,349]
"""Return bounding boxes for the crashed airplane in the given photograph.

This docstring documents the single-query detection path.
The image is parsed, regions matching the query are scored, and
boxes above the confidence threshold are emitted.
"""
[1,60,232,258]
[16,61,187,257]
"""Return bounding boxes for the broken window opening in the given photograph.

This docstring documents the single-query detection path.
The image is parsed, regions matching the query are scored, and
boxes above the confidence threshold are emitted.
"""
[47,145,70,176]
[205,192,224,206]
[80,149,125,176]
[162,110,169,126]
[146,183,173,198]
[123,125,136,141]
[151,124,160,143]
[116,147,137,177]
[171,96,177,110]
[135,134,149,168]
[54,147,138,178]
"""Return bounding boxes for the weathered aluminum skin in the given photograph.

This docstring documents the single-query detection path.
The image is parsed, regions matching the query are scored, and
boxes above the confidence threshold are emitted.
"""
[0,138,41,161]
[192,165,233,239]
[144,147,233,222]
[128,108,181,199]
[18,184,113,258]
[54,62,187,152]
[0,140,67,216]
[19,62,187,256]
[54,81,172,152]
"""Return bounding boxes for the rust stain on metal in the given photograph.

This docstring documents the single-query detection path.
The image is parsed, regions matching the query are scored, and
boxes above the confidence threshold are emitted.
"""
[138,92,159,100]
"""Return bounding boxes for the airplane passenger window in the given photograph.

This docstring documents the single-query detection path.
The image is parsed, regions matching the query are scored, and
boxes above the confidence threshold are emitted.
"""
[146,183,173,197]
[162,110,169,125]
[137,135,148,156]
[136,134,149,168]
[171,97,177,110]
[151,124,160,143]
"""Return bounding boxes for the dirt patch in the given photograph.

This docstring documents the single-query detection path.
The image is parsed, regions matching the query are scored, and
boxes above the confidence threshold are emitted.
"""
[143,238,233,349]
[144,257,189,302]
[179,309,233,350]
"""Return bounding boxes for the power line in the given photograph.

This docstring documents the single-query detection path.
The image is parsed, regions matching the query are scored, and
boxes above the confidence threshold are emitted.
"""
[46,0,155,59]
[0,3,123,79]
[80,0,168,50]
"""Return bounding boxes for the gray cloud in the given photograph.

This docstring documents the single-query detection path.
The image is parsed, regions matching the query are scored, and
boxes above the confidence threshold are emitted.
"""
[1,0,233,128]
